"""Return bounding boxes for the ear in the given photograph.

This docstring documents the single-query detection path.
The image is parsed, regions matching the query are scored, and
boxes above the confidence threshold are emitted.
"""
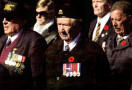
[127,15,132,22]
[107,3,112,10]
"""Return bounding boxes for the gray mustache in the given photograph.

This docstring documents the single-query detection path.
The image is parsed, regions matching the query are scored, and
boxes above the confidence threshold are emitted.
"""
[114,25,120,29]
[62,32,67,35]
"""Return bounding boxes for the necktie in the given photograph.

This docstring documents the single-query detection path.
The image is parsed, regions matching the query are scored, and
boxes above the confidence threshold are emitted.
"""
[5,39,11,49]
[93,22,101,42]
[65,45,70,51]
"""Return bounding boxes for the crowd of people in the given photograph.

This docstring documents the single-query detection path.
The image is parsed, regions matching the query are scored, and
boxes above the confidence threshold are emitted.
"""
[0,0,132,90]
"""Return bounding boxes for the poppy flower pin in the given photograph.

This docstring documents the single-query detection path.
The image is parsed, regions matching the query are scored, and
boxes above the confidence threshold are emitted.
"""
[68,56,75,63]
[104,25,109,30]
[121,40,127,46]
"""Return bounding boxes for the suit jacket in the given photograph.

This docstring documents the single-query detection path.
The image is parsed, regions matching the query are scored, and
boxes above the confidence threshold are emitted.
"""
[88,18,115,51]
[0,30,47,90]
[106,33,132,90]
[45,35,110,90]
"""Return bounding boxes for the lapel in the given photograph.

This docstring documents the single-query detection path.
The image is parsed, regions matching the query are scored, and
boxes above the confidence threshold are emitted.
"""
[57,36,82,58]
[109,34,130,51]
[56,39,64,54]
[70,35,83,53]
[98,18,113,40]
[0,35,8,53]
[116,39,129,50]
[89,19,97,39]
[10,30,25,53]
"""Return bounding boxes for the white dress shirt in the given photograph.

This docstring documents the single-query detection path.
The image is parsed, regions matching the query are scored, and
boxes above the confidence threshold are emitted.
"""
[7,29,22,44]
[63,33,81,51]
[92,13,110,41]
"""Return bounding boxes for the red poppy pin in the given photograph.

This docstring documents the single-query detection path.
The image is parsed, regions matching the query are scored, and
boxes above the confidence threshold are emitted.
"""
[121,40,127,46]
[104,25,109,30]
[68,56,75,63]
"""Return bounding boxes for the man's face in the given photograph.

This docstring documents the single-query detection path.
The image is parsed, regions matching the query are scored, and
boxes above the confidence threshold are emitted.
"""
[111,9,127,35]
[92,0,109,17]
[3,18,20,36]
[57,18,75,43]
[36,7,49,25]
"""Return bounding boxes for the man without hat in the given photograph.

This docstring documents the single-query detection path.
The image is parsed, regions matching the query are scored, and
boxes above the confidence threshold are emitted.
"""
[88,0,115,52]
[106,1,132,90]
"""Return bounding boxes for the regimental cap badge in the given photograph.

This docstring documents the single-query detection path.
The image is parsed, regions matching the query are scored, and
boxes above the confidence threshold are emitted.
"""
[4,2,17,11]
[58,9,63,15]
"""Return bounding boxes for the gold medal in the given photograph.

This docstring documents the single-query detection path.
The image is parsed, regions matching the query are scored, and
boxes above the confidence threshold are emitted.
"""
[105,32,108,36]
[76,72,80,77]
[73,71,77,77]
[101,34,105,37]
[16,63,20,67]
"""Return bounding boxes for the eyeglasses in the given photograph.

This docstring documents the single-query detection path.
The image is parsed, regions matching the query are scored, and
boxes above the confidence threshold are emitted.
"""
[3,14,17,21]
[36,11,48,16]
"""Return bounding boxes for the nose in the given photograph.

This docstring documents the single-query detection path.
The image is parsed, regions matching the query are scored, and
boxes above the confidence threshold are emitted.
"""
[114,24,118,28]
[93,2,98,8]
[36,14,41,18]
[3,18,8,25]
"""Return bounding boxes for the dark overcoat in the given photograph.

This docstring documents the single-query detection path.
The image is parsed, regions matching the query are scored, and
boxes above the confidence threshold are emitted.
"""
[0,30,47,90]
[88,18,114,50]
[106,33,132,90]
[45,35,110,90]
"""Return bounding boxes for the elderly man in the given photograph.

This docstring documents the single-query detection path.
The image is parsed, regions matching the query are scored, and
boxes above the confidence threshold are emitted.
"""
[88,0,115,51]
[45,3,110,90]
[106,1,132,90]
[0,1,47,90]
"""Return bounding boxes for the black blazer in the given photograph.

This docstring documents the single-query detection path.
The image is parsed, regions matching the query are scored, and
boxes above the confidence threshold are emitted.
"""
[0,30,47,90]
[45,35,110,90]
[88,18,115,49]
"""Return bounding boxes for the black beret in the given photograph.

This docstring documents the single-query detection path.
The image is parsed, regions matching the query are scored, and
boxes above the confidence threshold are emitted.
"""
[56,2,82,19]
[2,0,26,19]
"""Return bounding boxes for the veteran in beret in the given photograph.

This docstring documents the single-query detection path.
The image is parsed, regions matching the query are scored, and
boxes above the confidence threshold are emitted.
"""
[0,1,47,90]
[45,3,110,90]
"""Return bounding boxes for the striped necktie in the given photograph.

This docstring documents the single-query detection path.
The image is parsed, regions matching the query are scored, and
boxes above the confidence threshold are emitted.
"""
[93,22,101,42]
[4,39,11,49]
[65,45,70,51]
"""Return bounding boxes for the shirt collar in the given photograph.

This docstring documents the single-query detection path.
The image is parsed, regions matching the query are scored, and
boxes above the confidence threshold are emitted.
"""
[97,12,110,24]
[63,33,81,51]
[8,29,22,43]
[117,34,129,40]
[34,19,54,34]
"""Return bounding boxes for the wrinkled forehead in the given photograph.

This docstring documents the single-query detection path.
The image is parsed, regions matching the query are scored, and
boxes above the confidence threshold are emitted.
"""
[92,0,107,3]
[57,17,72,23]
[36,7,48,12]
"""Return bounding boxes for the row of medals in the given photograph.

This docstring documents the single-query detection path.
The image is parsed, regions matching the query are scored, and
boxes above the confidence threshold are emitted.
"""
[5,51,25,74]
[63,71,80,77]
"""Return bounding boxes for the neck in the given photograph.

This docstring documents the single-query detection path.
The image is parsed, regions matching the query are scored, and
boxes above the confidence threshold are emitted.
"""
[65,40,72,44]
[98,12,109,18]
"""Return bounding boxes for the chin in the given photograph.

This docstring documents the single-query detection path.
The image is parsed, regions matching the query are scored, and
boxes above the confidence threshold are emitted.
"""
[60,37,68,41]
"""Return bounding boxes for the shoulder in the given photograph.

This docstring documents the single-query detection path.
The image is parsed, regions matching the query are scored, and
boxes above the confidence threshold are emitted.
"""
[21,29,47,43]
[79,37,103,54]
[88,40,103,53]
[22,29,42,39]
[90,18,97,25]
[21,29,47,46]
[128,33,132,45]
[45,39,62,54]
[0,35,7,43]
